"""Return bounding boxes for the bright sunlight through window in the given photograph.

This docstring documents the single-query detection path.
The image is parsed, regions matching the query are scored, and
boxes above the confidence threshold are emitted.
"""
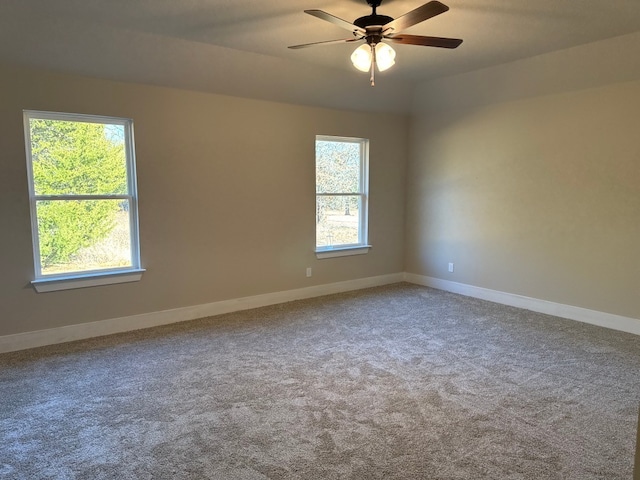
[315,136,370,257]
[23,111,142,290]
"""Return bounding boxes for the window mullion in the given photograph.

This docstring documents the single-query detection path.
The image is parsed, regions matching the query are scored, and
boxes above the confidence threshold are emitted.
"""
[316,192,361,197]
[35,194,131,201]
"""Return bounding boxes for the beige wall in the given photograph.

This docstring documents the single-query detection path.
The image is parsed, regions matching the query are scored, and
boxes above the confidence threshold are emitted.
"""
[0,64,408,337]
[4,34,640,341]
[406,78,640,319]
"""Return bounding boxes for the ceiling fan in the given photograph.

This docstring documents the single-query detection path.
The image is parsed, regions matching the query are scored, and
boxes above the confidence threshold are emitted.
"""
[289,0,462,86]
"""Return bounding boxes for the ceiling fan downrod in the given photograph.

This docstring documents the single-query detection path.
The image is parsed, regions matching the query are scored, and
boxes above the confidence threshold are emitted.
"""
[355,0,393,30]
[367,0,382,15]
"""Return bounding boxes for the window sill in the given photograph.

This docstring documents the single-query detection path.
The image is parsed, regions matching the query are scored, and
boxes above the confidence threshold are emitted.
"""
[32,269,145,293]
[315,245,372,259]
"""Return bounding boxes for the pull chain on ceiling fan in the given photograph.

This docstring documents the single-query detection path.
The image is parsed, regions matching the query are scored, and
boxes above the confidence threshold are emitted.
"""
[289,0,462,86]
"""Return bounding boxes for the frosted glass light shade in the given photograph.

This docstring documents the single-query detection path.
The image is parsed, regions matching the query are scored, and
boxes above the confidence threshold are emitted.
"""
[350,44,372,72]
[350,42,396,73]
[375,43,396,71]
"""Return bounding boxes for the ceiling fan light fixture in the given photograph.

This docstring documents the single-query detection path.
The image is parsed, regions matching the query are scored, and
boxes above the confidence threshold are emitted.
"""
[350,42,396,73]
[375,42,396,71]
[290,1,462,85]
[351,44,373,72]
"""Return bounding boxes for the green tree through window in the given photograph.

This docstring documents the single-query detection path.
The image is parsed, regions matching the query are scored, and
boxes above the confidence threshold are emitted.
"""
[24,111,141,278]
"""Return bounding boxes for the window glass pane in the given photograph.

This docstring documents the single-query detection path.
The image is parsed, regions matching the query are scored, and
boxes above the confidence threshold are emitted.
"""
[316,195,360,248]
[36,199,132,275]
[29,119,128,195]
[316,140,360,194]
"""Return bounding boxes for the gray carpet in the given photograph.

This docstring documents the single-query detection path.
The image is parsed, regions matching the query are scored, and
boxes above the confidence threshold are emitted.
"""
[1,283,639,479]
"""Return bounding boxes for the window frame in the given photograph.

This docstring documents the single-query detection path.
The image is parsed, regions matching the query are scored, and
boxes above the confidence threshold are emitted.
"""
[315,135,371,259]
[23,110,144,292]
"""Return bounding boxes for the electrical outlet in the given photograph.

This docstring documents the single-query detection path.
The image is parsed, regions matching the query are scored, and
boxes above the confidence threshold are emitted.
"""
[448,262,454,273]
[306,267,312,277]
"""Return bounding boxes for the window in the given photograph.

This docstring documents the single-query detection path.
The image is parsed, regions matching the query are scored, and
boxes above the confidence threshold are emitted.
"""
[315,135,371,259]
[23,111,143,292]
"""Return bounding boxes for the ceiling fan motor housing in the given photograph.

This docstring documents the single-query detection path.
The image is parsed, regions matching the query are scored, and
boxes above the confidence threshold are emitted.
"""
[355,14,392,45]
[357,0,393,34]
[354,14,394,29]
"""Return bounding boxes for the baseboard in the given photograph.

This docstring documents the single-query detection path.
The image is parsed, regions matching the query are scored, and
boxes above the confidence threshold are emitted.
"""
[3,271,637,354]
[0,273,404,354]
[405,273,640,336]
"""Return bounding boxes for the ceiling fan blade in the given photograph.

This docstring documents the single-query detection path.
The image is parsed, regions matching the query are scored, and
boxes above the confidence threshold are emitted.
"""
[386,34,462,48]
[305,10,366,35]
[383,1,449,33]
[288,38,361,49]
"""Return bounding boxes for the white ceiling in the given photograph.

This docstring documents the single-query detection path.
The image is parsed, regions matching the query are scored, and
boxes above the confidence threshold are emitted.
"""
[2,0,640,113]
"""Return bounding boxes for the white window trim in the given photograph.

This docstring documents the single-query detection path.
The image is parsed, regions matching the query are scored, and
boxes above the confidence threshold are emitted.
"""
[23,110,143,292]
[315,245,372,259]
[315,135,370,258]
[32,269,146,293]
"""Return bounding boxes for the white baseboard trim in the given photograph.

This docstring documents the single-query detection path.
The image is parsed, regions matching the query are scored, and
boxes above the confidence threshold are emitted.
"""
[405,273,640,336]
[3,271,637,354]
[0,273,404,354]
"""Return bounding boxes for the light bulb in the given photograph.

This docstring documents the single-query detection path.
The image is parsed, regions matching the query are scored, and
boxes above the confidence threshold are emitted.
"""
[351,44,372,72]
[375,43,396,71]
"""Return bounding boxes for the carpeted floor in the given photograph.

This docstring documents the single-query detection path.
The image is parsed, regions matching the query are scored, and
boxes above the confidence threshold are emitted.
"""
[1,283,639,479]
